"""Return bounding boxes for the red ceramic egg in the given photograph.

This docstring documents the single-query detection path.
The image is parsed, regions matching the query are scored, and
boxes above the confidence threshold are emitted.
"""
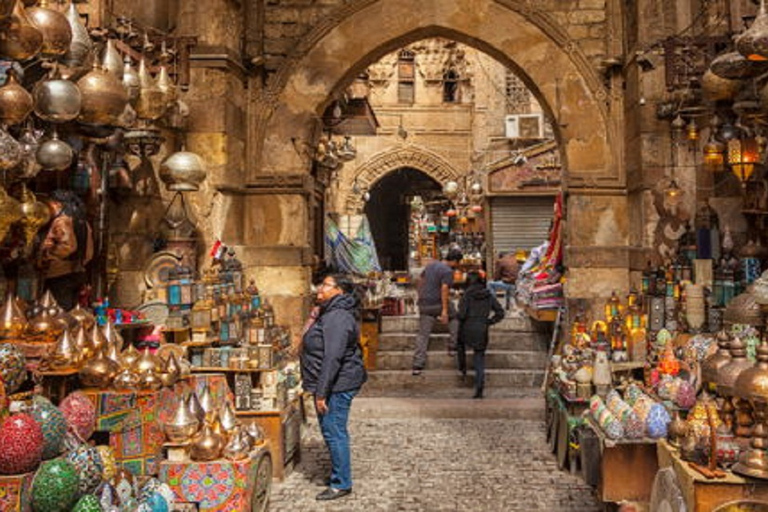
[59,391,96,442]
[0,413,44,474]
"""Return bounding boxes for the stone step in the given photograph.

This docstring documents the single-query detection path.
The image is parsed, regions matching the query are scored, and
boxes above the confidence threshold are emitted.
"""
[374,350,548,371]
[365,369,545,389]
[381,314,540,334]
[350,396,545,421]
[378,332,550,352]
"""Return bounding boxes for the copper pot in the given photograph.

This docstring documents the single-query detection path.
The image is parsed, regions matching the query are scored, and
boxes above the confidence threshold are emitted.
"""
[718,336,755,397]
[27,0,72,58]
[76,65,129,127]
[0,0,43,61]
[33,75,81,123]
[0,70,33,126]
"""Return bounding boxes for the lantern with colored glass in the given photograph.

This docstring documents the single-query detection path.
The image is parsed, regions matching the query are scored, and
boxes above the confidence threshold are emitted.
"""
[728,136,760,187]
[703,135,726,173]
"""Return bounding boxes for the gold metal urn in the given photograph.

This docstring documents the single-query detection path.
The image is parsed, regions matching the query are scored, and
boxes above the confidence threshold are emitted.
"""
[0,70,33,126]
[733,340,768,479]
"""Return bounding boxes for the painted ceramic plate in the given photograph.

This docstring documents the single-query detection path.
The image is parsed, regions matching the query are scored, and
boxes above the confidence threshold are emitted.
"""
[135,301,170,327]
[143,251,181,289]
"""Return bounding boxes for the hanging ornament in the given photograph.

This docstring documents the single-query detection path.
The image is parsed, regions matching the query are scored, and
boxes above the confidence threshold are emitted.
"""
[122,57,140,104]
[0,127,22,171]
[736,0,768,61]
[102,38,123,80]
[36,129,73,171]
[16,184,50,252]
[76,62,129,127]
[27,0,72,58]
[33,69,81,123]
[160,149,207,191]
[63,1,91,69]
[0,69,33,126]
[135,58,166,121]
[0,0,43,61]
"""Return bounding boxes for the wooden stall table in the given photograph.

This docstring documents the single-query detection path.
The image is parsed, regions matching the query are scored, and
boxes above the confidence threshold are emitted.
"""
[160,444,272,512]
[235,394,304,481]
[524,304,559,323]
[658,440,768,511]
[586,417,659,504]
[546,387,588,474]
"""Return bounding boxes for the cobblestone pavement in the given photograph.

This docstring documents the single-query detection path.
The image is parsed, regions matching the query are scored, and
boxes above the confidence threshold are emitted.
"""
[269,399,602,512]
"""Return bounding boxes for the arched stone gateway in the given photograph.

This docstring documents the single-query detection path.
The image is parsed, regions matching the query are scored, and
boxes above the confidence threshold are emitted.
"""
[252,0,619,188]
[344,146,462,213]
[244,0,631,312]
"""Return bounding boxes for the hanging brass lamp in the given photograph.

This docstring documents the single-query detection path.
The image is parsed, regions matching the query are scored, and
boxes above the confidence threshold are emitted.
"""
[27,0,72,58]
[0,69,33,126]
[0,0,43,61]
[63,1,91,69]
[737,0,768,61]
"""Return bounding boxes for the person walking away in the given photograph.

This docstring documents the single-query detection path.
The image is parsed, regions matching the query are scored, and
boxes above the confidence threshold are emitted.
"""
[458,271,505,399]
[300,273,367,501]
[412,249,463,376]
[487,251,519,310]
[37,190,93,310]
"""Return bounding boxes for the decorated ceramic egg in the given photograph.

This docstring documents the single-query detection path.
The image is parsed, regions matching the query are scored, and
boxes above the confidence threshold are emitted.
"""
[65,445,104,494]
[138,478,162,502]
[140,493,168,512]
[0,343,27,393]
[99,482,120,512]
[59,391,96,442]
[155,483,174,507]
[0,412,44,474]
[30,395,67,459]
[646,403,671,438]
[97,445,117,481]
[72,494,103,512]
[112,469,135,504]
[31,459,80,511]
[675,380,697,409]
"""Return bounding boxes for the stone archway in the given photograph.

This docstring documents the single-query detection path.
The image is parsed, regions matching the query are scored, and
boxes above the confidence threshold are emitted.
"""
[344,146,462,213]
[252,0,618,188]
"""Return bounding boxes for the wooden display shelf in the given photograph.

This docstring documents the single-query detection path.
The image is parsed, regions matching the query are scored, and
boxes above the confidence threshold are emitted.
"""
[181,340,216,348]
[658,440,768,511]
[523,305,558,322]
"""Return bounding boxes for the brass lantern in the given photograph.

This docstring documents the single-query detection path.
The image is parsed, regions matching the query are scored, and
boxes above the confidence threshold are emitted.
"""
[703,135,726,173]
[728,136,760,187]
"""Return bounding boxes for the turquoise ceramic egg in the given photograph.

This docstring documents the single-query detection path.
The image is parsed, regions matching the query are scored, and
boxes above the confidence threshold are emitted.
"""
[65,445,104,494]
[31,459,80,512]
[30,395,67,459]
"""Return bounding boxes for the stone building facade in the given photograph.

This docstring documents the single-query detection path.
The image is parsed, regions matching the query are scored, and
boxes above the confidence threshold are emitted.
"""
[97,0,751,336]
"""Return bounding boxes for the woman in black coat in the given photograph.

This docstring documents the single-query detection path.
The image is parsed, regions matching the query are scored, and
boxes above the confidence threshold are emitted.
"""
[457,271,505,398]
[301,273,367,501]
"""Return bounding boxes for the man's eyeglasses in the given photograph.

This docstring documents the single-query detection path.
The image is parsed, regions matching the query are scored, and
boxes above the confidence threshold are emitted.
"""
[319,282,338,290]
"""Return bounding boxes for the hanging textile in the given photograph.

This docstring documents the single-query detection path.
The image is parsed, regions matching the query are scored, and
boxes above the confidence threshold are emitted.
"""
[324,215,381,276]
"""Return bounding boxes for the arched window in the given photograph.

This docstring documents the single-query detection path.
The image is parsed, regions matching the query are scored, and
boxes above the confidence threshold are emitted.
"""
[398,50,415,104]
[443,69,459,103]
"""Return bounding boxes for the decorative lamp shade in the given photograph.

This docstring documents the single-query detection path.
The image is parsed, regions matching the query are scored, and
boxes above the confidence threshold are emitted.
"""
[442,180,459,200]
[159,150,207,191]
[736,0,768,61]
[703,136,726,172]
[728,136,759,185]
[664,179,683,207]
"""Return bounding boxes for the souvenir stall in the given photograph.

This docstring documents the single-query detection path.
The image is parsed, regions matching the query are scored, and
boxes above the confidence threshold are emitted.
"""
[0,2,300,510]
[516,193,564,322]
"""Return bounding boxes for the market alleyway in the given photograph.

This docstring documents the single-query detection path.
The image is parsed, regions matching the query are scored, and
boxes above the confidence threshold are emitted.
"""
[270,311,602,511]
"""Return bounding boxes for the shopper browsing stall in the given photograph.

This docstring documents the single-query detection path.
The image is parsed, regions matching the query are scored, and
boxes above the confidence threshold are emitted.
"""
[300,273,367,501]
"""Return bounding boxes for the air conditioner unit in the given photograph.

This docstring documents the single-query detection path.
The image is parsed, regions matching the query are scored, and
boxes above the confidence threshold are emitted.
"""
[505,113,544,139]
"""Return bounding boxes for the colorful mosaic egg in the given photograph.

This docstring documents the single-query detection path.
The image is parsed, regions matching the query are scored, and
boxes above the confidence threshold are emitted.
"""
[0,343,26,393]
[59,391,96,442]
[31,459,79,511]
[112,469,135,505]
[97,445,117,481]
[72,494,103,512]
[0,412,44,474]
[99,482,120,512]
[675,380,697,409]
[65,445,104,494]
[120,498,139,512]
[139,493,168,512]
[30,395,67,459]
[646,403,671,438]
